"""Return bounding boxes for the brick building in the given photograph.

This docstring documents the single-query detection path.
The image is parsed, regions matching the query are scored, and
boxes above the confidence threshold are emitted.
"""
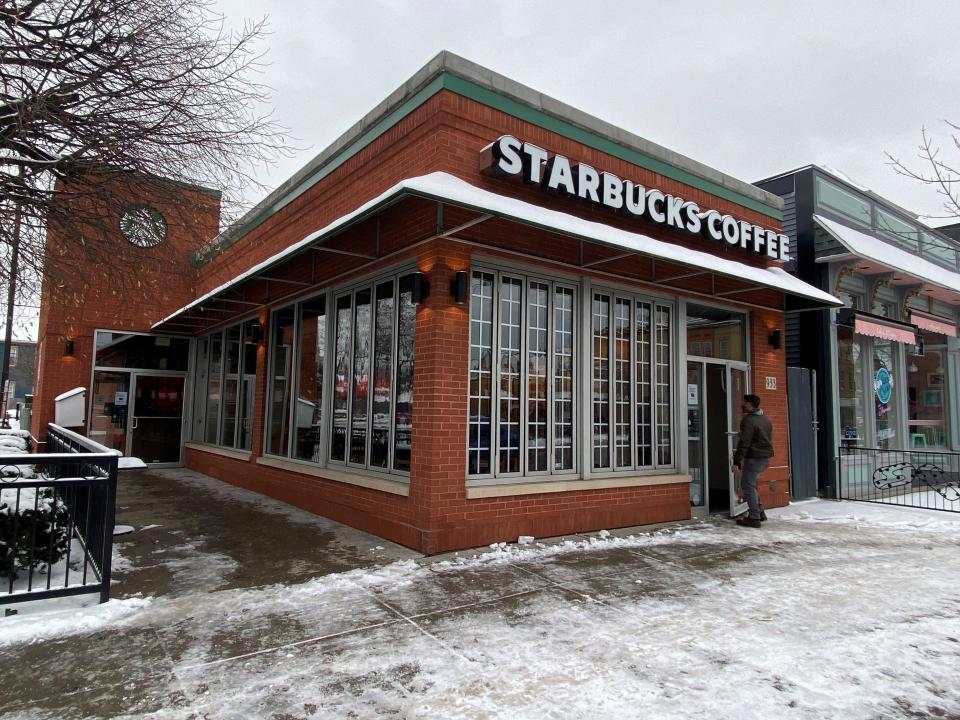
[33,52,838,553]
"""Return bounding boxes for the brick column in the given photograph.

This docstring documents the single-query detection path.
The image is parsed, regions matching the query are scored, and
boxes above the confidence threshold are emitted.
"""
[409,240,471,552]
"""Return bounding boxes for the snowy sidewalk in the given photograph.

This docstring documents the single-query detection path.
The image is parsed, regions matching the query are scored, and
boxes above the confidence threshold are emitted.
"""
[2,499,960,719]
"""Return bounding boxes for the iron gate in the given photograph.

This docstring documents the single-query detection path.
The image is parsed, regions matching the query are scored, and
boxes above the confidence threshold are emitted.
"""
[837,446,960,512]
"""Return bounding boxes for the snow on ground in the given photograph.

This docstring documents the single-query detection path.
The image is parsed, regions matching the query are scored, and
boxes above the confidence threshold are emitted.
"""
[1,500,959,719]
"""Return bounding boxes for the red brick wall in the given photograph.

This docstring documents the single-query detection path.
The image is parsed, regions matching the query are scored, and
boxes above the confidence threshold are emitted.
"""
[33,178,219,440]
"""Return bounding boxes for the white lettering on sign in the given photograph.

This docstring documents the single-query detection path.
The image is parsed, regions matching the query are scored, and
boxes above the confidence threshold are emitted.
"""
[486,134,790,262]
[765,376,777,391]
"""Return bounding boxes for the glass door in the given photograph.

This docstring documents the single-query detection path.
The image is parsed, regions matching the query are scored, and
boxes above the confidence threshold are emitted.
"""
[686,362,706,510]
[89,371,131,453]
[728,365,749,517]
[130,374,186,465]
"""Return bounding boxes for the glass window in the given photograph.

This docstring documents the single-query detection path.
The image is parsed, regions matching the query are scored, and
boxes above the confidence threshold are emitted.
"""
[220,325,241,448]
[194,320,257,450]
[349,289,371,465]
[94,331,190,371]
[498,277,522,474]
[921,232,959,270]
[873,338,900,449]
[370,282,394,469]
[553,287,575,472]
[815,177,871,227]
[907,337,947,449]
[205,333,222,444]
[331,294,352,463]
[876,208,919,252]
[837,326,866,447]
[468,272,494,475]
[394,275,415,472]
[591,290,674,472]
[328,274,416,475]
[267,306,296,456]
[686,304,746,361]
[468,269,578,478]
[294,297,326,462]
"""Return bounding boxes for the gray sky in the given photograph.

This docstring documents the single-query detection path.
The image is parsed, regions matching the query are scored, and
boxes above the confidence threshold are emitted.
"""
[216,0,960,224]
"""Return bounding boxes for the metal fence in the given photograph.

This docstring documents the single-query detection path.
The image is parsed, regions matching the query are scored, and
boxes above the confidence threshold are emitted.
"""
[837,445,960,513]
[1,424,118,605]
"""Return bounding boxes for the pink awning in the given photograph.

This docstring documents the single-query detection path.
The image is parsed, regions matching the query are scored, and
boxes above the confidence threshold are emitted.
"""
[854,317,916,344]
[910,311,957,338]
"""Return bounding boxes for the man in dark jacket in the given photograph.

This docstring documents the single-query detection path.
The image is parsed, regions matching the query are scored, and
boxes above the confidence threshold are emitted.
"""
[732,394,773,528]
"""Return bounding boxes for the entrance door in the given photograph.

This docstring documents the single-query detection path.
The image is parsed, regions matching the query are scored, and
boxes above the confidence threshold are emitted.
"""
[89,371,131,453]
[129,374,185,465]
[687,360,749,517]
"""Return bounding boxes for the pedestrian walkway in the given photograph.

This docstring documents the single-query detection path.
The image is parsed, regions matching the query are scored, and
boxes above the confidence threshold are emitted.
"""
[2,484,959,719]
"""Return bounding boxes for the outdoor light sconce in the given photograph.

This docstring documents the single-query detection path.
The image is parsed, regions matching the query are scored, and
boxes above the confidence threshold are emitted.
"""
[450,271,468,304]
[411,272,430,305]
[768,329,782,351]
[246,321,264,345]
[64,339,74,356]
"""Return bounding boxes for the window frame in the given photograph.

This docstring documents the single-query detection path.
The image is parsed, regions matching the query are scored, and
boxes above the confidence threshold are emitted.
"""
[466,265,581,481]
[589,284,677,475]
[191,317,259,450]
[261,267,415,480]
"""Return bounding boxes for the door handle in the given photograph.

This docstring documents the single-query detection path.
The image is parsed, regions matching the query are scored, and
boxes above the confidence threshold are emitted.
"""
[132,417,138,429]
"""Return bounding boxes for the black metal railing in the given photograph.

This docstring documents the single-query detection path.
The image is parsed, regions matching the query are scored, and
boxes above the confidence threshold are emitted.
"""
[1,424,118,605]
[838,445,960,513]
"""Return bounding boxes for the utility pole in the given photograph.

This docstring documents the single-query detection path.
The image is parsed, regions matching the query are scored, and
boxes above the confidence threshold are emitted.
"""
[0,197,22,429]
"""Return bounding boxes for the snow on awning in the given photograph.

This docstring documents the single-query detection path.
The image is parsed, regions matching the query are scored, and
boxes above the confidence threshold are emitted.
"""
[155,172,840,328]
[910,310,958,338]
[839,309,917,344]
[814,214,960,298]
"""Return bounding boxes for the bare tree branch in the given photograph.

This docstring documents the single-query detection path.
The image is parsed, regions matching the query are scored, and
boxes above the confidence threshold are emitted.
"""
[887,123,960,220]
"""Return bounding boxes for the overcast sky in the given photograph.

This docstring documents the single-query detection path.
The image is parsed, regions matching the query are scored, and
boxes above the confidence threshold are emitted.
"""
[215,0,960,224]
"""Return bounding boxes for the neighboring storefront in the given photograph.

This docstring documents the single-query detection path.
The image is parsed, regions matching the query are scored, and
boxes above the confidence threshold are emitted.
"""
[757,166,960,496]
[33,52,837,553]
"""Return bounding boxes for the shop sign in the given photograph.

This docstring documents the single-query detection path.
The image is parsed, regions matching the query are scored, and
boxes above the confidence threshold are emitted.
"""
[484,135,790,262]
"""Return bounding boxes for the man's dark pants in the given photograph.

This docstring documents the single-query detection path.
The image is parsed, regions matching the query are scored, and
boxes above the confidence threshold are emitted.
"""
[740,457,769,521]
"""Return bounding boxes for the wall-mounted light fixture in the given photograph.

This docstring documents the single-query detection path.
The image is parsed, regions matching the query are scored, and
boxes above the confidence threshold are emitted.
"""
[246,320,264,345]
[768,328,782,351]
[64,339,74,356]
[450,271,468,304]
[411,272,430,305]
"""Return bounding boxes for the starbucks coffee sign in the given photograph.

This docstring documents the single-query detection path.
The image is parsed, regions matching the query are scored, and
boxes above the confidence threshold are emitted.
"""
[483,135,789,262]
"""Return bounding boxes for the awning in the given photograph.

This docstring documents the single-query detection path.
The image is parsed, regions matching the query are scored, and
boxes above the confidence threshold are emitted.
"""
[156,172,840,329]
[815,214,960,302]
[838,309,917,344]
[910,310,958,337]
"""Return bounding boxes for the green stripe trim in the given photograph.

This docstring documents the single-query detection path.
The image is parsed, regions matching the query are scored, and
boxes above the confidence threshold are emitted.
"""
[193,75,446,265]
[196,69,779,266]
[441,74,781,220]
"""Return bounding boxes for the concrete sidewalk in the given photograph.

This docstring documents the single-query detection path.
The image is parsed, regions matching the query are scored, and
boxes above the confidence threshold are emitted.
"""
[2,478,959,719]
[108,468,420,599]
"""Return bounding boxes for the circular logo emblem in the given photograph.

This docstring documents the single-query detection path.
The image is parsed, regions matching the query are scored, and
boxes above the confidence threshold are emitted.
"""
[875,367,892,405]
[120,205,167,248]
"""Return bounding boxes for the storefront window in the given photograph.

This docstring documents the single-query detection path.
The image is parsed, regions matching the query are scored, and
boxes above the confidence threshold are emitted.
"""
[873,339,899,449]
[329,273,415,475]
[266,306,296,456]
[906,335,947,448]
[592,290,673,472]
[193,320,257,450]
[686,304,746,361]
[837,325,866,446]
[94,331,189,371]
[295,297,327,462]
[468,269,577,478]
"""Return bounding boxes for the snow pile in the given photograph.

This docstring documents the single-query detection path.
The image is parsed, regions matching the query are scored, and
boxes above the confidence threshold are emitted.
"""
[0,596,151,647]
[770,498,960,532]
